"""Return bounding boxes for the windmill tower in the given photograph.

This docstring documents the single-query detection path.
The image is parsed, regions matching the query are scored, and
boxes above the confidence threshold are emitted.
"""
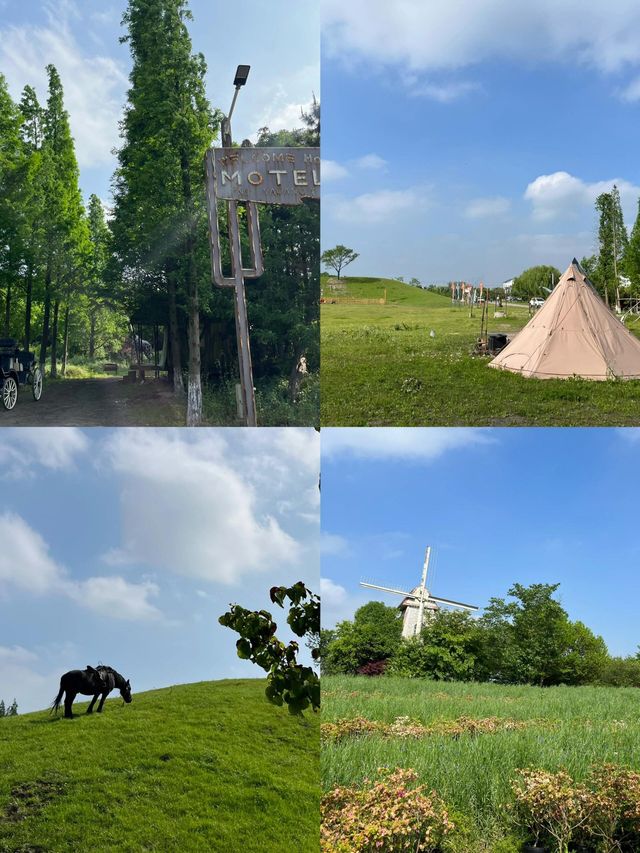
[360,547,478,639]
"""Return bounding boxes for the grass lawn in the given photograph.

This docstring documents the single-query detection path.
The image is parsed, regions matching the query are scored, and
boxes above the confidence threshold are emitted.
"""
[0,679,319,853]
[321,277,640,426]
[322,675,640,851]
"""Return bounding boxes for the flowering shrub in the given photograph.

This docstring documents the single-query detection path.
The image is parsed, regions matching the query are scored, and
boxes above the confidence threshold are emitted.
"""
[513,764,640,853]
[582,764,640,851]
[356,660,388,677]
[322,714,535,742]
[513,769,591,852]
[321,767,455,852]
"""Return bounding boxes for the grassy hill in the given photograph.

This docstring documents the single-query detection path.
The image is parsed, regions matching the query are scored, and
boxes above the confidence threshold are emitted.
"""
[322,676,640,851]
[322,275,448,307]
[321,275,640,426]
[0,679,319,853]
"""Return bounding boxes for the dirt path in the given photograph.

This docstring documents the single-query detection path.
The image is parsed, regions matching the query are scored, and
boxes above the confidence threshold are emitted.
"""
[1,378,185,426]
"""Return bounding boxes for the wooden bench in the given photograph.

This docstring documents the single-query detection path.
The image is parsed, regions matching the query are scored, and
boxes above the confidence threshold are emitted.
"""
[103,363,119,375]
[125,363,169,382]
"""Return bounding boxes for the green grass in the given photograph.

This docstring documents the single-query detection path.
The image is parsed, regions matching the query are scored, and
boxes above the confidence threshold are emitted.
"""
[322,675,640,850]
[321,276,640,426]
[0,679,319,853]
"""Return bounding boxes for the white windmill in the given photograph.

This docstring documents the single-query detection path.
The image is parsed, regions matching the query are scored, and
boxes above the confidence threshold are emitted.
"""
[360,547,478,639]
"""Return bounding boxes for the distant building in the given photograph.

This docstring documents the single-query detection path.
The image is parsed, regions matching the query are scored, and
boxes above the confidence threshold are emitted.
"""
[501,278,515,294]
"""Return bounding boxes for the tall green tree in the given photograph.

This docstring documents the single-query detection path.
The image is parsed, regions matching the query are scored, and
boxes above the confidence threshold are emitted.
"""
[17,85,46,351]
[0,74,26,336]
[482,583,575,686]
[625,199,640,296]
[39,65,86,375]
[113,0,217,424]
[321,244,359,278]
[323,601,403,674]
[511,265,561,300]
[595,186,628,310]
[86,195,111,359]
[389,610,483,681]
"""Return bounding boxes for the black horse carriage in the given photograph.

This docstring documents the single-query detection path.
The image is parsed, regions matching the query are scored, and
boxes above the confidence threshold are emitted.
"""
[0,338,43,410]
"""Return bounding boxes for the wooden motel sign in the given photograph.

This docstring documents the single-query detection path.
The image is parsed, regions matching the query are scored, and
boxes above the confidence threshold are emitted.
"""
[211,147,320,205]
[204,145,319,428]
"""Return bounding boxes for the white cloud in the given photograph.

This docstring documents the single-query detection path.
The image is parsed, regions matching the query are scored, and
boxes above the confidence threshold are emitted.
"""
[330,188,425,224]
[322,427,492,461]
[67,576,161,622]
[321,532,350,556]
[524,171,640,221]
[322,159,349,181]
[465,196,511,219]
[100,431,302,585]
[0,512,66,594]
[619,76,640,101]
[354,153,387,170]
[1,428,89,479]
[616,428,640,443]
[411,80,480,102]
[320,577,372,628]
[320,577,348,608]
[0,512,162,621]
[322,1,640,77]
[0,645,38,665]
[0,3,127,168]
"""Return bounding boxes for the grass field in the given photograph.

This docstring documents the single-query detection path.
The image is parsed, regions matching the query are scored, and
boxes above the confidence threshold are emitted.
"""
[0,679,319,853]
[321,276,640,426]
[322,675,640,851]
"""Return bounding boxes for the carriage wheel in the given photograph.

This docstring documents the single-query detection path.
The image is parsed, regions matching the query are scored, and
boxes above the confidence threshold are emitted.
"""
[31,366,43,401]
[1,376,18,410]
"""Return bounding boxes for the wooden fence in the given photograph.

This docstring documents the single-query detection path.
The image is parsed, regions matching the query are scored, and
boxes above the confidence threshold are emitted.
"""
[321,290,387,306]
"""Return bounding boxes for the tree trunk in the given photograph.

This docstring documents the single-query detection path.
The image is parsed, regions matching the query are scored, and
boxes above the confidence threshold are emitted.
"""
[50,298,59,378]
[89,311,96,359]
[62,302,70,376]
[179,147,202,427]
[24,264,33,351]
[40,265,51,368]
[167,264,184,394]
[185,251,202,426]
[2,281,10,337]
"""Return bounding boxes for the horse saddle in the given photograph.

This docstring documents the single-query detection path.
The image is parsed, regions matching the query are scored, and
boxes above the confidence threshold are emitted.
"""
[85,665,115,691]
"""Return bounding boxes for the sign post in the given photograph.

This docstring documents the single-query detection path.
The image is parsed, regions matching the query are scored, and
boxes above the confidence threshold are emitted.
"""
[205,145,320,426]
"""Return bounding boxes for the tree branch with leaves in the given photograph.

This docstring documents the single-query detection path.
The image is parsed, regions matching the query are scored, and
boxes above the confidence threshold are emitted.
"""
[219,581,320,715]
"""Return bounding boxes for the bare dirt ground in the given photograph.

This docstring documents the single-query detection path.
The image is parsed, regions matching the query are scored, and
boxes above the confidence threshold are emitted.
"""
[1,378,185,426]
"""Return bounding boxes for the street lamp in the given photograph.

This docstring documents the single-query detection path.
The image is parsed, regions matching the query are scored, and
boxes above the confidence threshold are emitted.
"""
[222,64,251,146]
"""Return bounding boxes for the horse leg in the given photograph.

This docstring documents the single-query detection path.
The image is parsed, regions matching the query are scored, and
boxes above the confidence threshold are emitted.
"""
[64,692,75,719]
[97,692,108,713]
[87,694,99,714]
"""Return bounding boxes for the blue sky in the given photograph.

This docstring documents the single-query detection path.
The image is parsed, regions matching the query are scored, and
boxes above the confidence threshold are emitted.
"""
[0,428,319,712]
[322,0,640,285]
[0,0,319,205]
[321,427,640,658]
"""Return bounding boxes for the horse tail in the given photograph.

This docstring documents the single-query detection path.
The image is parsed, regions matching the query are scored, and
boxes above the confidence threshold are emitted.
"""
[50,681,64,716]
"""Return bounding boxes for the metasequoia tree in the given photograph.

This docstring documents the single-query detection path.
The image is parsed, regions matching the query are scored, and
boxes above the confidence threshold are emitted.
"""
[113,0,218,424]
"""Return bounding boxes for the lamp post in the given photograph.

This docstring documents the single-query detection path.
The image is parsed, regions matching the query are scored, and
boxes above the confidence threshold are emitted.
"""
[219,64,258,427]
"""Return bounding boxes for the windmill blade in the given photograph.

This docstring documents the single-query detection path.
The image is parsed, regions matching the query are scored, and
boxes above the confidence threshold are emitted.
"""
[429,594,478,611]
[360,581,414,598]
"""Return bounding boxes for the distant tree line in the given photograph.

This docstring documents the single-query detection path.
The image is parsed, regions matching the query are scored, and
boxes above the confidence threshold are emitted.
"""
[0,67,126,373]
[511,185,640,305]
[321,583,640,688]
[0,699,18,717]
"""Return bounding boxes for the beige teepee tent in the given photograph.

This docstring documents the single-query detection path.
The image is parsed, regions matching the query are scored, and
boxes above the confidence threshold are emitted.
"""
[489,260,640,380]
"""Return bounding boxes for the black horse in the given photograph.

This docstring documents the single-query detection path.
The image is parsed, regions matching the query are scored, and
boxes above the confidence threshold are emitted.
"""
[51,666,132,719]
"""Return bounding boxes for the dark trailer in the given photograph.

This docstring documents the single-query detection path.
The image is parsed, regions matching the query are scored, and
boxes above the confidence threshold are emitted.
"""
[0,338,43,411]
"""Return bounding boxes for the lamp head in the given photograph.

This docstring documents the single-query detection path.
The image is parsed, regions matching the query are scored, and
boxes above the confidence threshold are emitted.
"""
[234,65,250,87]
